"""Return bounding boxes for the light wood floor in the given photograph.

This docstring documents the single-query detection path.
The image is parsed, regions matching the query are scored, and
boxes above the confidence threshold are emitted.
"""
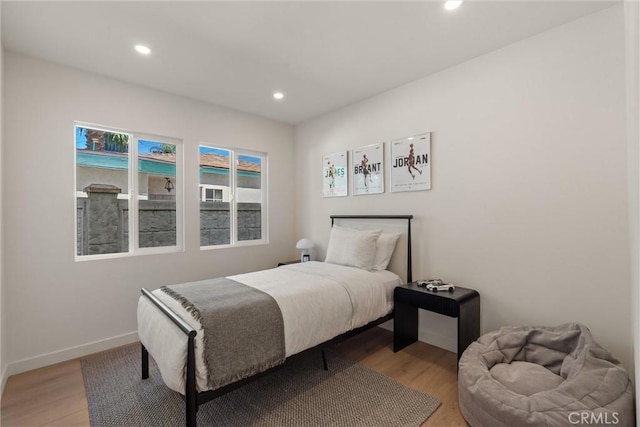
[1,327,468,426]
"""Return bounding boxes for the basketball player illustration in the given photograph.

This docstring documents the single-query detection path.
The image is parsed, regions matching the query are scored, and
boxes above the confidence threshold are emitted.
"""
[407,143,422,179]
[361,154,372,187]
[327,162,336,189]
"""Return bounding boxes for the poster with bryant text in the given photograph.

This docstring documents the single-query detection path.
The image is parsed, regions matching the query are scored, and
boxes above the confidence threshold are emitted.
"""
[323,151,348,197]
[390,132,431,192]
[352,143,384,195]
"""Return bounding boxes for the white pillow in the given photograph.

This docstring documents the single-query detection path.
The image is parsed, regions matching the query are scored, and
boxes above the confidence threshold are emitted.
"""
[372,232,401,271]
[325,226,382,270]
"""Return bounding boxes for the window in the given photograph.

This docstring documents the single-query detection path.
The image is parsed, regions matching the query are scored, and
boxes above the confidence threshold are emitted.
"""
[75,124,182,258]
[236,152,265,242]
[200,186,225,202]
[199,145,267,247]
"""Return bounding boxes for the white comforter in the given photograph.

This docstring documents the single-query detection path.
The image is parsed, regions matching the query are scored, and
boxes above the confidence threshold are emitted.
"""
[137,261,396,394]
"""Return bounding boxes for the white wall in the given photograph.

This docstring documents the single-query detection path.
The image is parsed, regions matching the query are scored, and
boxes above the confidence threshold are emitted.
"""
[0,1,6,393]
[296,6,633,369]
[3,52,296,374]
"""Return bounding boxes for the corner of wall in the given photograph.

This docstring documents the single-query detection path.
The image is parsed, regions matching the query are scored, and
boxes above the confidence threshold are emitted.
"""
[623,1,640,424]
[0,0,6,397]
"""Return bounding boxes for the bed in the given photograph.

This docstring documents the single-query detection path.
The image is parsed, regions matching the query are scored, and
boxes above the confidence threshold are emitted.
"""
[138,214,413,427]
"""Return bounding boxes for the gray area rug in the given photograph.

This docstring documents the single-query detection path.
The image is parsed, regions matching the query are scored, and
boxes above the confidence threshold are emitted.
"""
[81,343,440,426]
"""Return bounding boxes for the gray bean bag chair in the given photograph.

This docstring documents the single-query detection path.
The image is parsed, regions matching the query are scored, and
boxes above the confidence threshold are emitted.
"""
[458,323,634,427]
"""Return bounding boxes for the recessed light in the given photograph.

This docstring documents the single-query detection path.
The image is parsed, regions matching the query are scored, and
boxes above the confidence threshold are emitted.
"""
[135,44,151,55]
[273,92,284,100]
[444,1,463,11]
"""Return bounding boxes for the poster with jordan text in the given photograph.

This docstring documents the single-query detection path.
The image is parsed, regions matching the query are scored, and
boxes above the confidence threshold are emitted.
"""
[352,143,384,195]
[390,132,431,192]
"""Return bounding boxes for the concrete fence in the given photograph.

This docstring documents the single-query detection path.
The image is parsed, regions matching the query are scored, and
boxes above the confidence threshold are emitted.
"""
[77,184,262,256]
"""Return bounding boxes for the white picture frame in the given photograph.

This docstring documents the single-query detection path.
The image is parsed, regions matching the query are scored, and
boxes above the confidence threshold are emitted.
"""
[352,142,384,195]
[390,132,431,192]
[323,151,348,197]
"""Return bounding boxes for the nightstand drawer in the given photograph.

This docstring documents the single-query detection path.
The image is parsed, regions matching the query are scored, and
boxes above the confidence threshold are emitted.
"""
[395,287,461,317]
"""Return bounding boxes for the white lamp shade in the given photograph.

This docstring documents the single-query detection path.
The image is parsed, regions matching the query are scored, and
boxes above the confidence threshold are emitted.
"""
[296,238,314,250]
[296,238,314,262]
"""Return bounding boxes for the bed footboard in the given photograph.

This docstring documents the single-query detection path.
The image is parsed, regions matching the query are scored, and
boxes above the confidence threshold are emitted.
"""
[140,288,198,427]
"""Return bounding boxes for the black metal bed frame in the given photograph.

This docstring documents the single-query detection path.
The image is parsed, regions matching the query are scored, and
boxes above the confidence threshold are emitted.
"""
[140,214,413,427]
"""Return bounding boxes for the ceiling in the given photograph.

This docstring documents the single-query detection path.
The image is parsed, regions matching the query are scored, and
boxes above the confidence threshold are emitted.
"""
[2,1,616,125]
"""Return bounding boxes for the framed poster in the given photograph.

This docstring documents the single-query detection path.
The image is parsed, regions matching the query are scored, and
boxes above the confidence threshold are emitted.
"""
[390,132,431,192]
[323,151,348,197]
[352,142,384,195]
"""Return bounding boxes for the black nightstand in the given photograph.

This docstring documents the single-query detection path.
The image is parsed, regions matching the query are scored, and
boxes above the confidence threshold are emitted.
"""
[393,283,480,362]
[277,260,301,267]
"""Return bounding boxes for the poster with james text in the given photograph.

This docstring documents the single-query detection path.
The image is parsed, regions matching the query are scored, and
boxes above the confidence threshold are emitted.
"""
[323,151,348,197]
[390,132,431,192]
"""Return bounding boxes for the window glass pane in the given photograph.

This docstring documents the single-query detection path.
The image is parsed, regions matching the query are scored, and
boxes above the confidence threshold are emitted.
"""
[202,188,223,202]
[200,146,231,246]
[237,153,263,242]
[75,126,129,256]
[138,139,177,248]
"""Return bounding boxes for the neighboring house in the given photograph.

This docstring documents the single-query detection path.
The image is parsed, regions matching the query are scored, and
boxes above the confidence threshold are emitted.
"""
[75,149,262,202]
[198,153,262,203]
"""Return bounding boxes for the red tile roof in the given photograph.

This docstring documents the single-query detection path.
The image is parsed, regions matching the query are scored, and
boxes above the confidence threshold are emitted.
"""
[142,152,261,173]
[79,149,261,173]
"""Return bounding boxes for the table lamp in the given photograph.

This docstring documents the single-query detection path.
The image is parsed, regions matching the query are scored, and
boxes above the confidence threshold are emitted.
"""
[296,238,314,262]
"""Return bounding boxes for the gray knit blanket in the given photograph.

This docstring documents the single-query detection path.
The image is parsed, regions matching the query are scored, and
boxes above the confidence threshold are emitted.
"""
[161,278,285,390]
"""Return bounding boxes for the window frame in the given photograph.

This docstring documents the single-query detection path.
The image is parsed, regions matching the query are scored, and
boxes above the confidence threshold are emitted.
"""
[74,123,184,261]
[199,144,268,250]
[200,185,226,202]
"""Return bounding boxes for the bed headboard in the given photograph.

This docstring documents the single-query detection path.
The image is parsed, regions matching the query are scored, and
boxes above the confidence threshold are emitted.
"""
[330,215,413,283]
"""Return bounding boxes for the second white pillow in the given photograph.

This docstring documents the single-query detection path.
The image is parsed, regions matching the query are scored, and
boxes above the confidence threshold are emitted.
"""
[372,232,401,271]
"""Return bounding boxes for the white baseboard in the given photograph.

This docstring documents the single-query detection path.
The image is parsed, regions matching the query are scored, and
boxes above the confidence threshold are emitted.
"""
[5,331,139,378]
[3,322,457,381]
[1,363,8,396]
